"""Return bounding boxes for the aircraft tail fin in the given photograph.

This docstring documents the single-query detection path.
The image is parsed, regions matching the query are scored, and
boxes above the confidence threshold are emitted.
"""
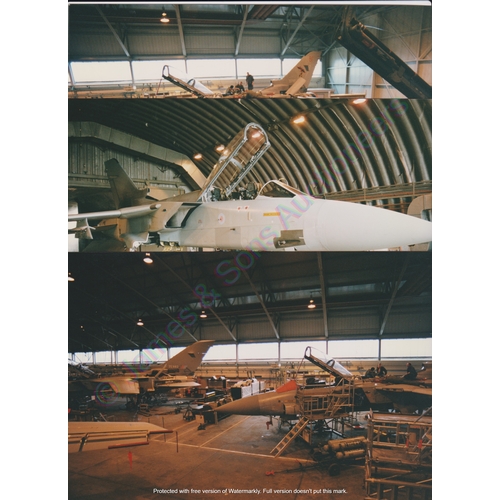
[105,159,148,209]
[148,340,214,378]
[264,51,321,95]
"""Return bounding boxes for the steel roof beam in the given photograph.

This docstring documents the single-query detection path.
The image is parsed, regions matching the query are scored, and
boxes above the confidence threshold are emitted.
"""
[317,253,329,340]
[242,268,280,340]
[280,6,315,57]
[174,5,187,57]
[379,256,409,337]
[235,6,249,57]
[155,258,237,342]
[96,5,130,59]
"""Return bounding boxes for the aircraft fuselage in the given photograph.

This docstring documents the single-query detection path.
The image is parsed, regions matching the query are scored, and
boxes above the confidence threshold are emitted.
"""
[159,194,432,251]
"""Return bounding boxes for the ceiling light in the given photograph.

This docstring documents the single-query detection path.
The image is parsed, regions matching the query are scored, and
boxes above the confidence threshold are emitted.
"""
[160,12,170,23]
[352,98,367,105]
[68,273,75,282]
[307,299,316,309]
[215,144,225,152]
[137,318,144,326]
[193,153,203,160]
[143,253,153,264]
[292,115,306,124]
[200,311,207,318]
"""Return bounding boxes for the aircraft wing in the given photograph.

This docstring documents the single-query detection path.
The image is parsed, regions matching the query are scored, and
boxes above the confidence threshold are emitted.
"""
[68,422,172,453]
[374,384,432,413]
[70,377,141,396]
[376,385,432,397]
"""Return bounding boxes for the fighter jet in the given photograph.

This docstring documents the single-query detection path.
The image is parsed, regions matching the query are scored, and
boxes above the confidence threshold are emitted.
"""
[219,349,431,420]
[68,123,432,252]
[162,51,322,98]
[248,51,322,98]
[68,340,214,401]
[359,363,432,414]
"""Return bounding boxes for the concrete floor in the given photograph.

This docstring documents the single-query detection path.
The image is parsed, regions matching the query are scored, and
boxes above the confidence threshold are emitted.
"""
[68,402,367,500]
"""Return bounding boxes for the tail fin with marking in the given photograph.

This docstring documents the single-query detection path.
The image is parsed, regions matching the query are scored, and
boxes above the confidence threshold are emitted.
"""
[262,51,321,95]
[147,340,214,378]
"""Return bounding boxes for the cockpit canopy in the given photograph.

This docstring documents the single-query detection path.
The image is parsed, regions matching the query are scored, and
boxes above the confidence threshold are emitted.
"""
[258,180,307,198]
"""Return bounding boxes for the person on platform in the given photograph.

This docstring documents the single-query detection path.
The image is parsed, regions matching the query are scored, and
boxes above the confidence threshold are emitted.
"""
[246,72,254,90]
[403,362,417,380]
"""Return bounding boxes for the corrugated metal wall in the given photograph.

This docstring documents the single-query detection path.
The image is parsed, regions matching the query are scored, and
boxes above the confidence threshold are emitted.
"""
[68,141,189,195]
[194,307,430,343]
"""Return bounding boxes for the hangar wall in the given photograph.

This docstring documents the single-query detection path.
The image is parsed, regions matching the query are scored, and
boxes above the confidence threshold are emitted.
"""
[174,307,431,344]
[325,6,432,97]
[68,141,190,195]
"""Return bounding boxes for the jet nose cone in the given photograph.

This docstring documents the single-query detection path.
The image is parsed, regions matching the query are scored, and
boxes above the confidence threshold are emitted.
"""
[218,395,262,416]
[308,201,431,251]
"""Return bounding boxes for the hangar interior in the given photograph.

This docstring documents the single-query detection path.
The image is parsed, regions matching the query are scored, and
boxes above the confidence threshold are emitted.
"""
[68,3,432,99]
[68,4,432,500]
[68,97,432,252]
[68,251,432,499]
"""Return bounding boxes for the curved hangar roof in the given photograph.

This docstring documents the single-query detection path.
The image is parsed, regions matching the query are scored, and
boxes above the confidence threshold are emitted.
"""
[68,98,431,213]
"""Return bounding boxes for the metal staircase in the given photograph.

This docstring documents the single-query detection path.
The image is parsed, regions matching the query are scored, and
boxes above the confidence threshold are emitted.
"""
[270,416,310,457]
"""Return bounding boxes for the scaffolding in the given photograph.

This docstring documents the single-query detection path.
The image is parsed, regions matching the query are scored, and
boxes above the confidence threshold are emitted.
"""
[270,347,358,457]
[365,411,432,499]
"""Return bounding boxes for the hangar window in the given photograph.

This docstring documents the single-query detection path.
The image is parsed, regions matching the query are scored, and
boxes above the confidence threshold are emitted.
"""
[71,352,92,364]
[132,60,184,83]
[169,346,186,358]
[187,58,237,79]
[94,351,112,363]
[117,349,142,363]
[236,58,282,78]
[239,342,278,360]
[381,338,431,358]
[203,344,237,361]
[328,340,379,359]
[141,348,167,364]
[281,341,328,360]
[71,61,131,84]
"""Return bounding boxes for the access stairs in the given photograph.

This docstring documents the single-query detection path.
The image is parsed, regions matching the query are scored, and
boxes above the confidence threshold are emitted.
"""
[270,416,310,457]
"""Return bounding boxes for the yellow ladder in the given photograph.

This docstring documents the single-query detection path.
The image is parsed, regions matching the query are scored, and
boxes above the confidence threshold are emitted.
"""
[271,416,309,457]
